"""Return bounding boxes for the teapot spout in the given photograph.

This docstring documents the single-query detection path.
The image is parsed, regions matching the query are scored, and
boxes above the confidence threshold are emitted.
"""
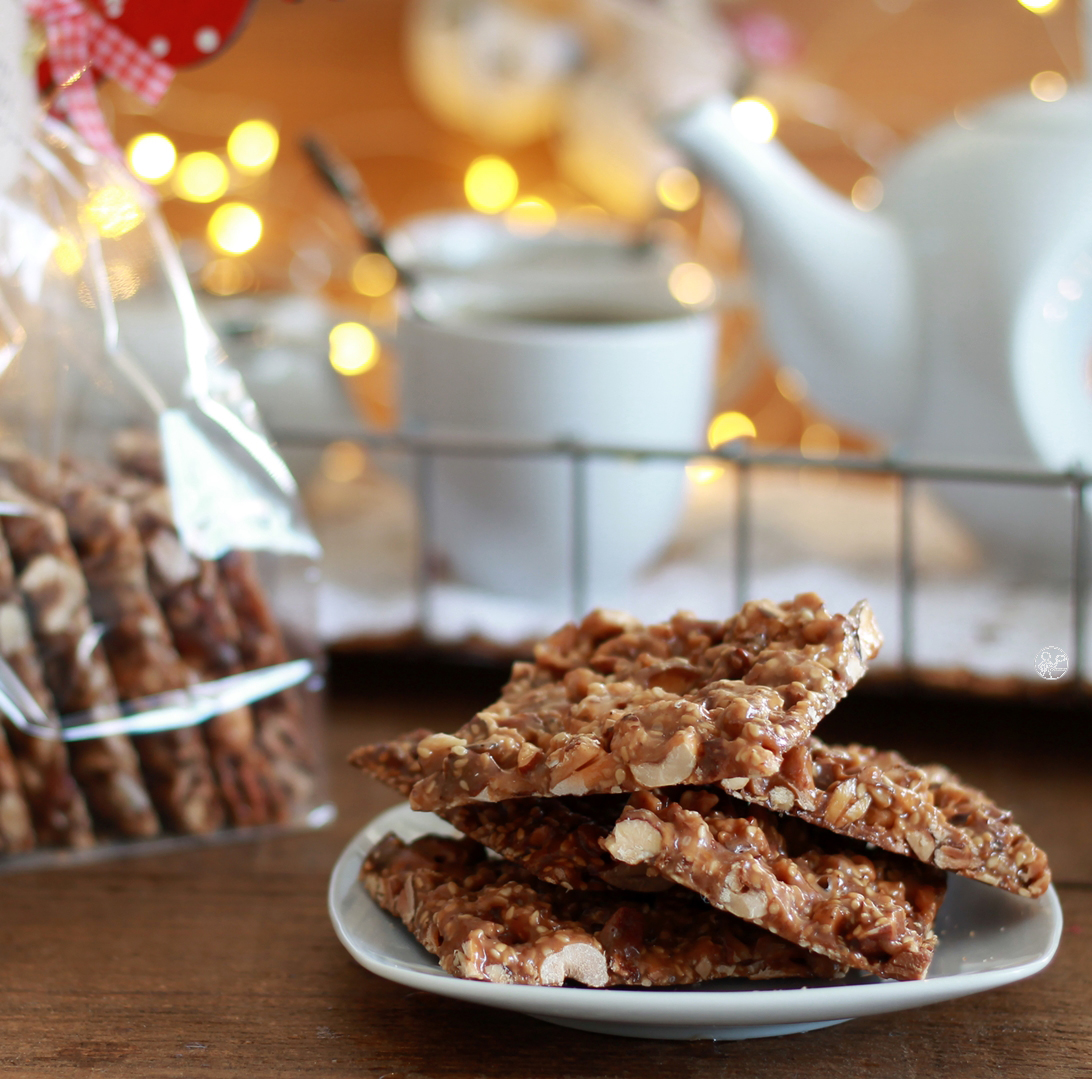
[668,98,915,439]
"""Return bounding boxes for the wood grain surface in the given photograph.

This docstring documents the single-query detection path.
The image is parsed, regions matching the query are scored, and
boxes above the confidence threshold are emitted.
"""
[0,656,1088,1078]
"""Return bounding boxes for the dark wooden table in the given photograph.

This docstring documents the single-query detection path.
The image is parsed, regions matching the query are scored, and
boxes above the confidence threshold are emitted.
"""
[1,655,1089,1078]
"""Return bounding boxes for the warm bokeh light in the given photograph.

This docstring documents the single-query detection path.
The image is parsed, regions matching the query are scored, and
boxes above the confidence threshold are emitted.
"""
[656,166,701,213]
[351,252,398,297]
[686,458,726,485]
[464,155,519,214]
[329,321,378,375]
[321,440,367,483]
[208,202,263,255]
[505,196,557,237]
[1018,0,1059,12]
[82,185,145,238]
[851,175,884,212]
[126,133,177,183]
[800,422,841,460]
[707,411,757,449]
[731,97,778,142]
[52,229,84,276]
[669,262,716,307]
[200,257,255,296]
[173,152,230,203]
[1030,70,1067,101]
[227,119,280,174]
[775,367,808,403]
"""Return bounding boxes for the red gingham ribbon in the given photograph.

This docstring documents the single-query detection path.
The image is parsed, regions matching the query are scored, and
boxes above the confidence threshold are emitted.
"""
[26,0,175,160]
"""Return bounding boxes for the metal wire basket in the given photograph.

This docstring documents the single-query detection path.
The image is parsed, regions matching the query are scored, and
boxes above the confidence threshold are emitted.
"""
[283,428,1090,689]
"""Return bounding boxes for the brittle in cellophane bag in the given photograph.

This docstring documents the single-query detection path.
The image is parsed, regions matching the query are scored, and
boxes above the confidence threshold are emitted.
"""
[0,107,332,869]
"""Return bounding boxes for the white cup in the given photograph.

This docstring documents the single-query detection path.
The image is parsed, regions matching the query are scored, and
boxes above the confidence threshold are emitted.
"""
[393,230,719,605]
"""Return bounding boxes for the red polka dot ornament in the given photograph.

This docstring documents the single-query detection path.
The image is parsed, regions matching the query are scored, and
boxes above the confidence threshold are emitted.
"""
[29,0,257,159]
[83,0,257,69]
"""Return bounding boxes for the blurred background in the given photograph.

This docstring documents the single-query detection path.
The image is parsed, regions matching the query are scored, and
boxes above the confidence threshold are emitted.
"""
[90,0,1090,685]
[101,0,1081,446]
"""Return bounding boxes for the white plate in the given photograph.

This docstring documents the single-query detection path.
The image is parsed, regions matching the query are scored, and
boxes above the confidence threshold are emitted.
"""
[328,803,1063,1041]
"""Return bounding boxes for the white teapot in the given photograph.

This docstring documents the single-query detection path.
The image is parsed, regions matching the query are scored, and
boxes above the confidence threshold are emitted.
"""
[668,84,1092,571]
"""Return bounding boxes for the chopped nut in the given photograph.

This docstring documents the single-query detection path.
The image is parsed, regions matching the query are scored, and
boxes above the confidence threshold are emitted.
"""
[724,889,770,921]
[417,733,465,761]
[629,737,698,788]
[539,943,608,988]
[516,742,541,773]
[0,602,31,653]
[907,830,936,862]
[768,786,795,812]
[823,779,857,825]
[605,817,663,864]
[20,554,86,634]
[842,791,872,823]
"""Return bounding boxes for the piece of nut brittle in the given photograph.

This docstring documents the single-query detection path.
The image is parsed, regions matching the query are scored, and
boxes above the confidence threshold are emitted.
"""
[605,788,946,980]
[725,738,1051,898]
[351,731,661,892]
[218,550,315,817]
[113,473,284,828]
[408,595,882,811]
[0,479,161,839]
[0,525,93,849]
[361,833,847,987]
[40,463,225,836]
[354,732,944,978]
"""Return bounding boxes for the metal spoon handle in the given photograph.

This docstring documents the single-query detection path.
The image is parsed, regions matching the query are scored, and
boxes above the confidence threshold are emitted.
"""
[300,134,416,289]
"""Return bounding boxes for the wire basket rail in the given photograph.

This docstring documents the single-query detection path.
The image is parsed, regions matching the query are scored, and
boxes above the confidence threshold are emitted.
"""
[281,429,1090,687]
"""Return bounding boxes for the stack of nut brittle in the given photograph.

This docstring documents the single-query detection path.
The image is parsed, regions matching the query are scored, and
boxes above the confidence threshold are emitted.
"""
[351,597,1051,988]
[0,436,316,860]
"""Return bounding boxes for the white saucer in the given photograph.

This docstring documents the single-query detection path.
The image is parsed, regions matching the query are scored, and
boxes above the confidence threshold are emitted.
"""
[328,803,1062,1041]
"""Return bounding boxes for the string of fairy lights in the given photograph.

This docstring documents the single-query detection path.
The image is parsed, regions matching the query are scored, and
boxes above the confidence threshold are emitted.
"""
[126,119,278,255]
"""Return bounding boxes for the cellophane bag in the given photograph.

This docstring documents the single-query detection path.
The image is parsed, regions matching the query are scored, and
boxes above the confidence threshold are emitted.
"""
[0,111,331,869]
